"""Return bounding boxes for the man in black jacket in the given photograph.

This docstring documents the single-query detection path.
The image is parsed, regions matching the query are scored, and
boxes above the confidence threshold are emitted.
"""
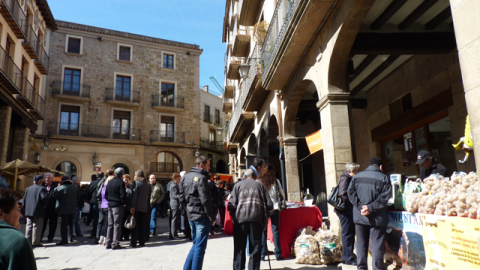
[208,175,218,235]
[41,173,58,242]
[24,175,48,247]
[416,150,447,179]
[228,169,273,270]
[88,173,101,241]
[104,168,126,249]
[347,157,392,270]
[179,156,216,270]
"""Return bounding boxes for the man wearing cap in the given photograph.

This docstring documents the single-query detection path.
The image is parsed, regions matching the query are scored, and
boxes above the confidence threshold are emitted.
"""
[348,157,392,270]
[53,175,80,245]
[24,175,48,247]
[416,150,447,180]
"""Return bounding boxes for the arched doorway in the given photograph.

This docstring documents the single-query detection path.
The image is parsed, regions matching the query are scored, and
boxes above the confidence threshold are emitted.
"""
[112,163,130,175]
[151,151,183,173]
[55,161,77,178]
[246,134,257,168]
[216,159,227,174]
[268,115,281,179]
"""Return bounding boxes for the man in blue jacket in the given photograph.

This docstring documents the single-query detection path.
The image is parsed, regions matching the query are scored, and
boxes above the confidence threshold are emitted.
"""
[347,157,392,270]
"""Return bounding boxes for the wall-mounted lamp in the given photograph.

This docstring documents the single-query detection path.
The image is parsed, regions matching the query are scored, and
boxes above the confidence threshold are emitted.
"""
[34,151,40,164]
[217,128,223,136]
[97,37,103,41]
[193,149,200,157]
[93,152,98,166]
[43,137,50,147]
[238,63,250,80]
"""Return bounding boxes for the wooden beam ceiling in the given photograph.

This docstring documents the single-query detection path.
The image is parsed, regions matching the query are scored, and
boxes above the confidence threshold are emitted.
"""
[425,6,452,30]
[371,0,408,30]
[399,0,439,30]
[349,55,377,83]
[351,32,456,55]
[350,55,400,97]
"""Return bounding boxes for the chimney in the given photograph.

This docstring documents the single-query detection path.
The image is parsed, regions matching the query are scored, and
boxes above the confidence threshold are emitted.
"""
[204,85,209,93]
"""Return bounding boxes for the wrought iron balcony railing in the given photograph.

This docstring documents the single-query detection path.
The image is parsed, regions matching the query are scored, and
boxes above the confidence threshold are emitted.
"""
[23,25,39,58]
[34,45,49,74]
[1,0,27,39]
[200,138,225,151]
[204,112,212,123]
[46,122,141,141]
[261,0,300,78]
[51,80,90,98]
[151,95,184,109]
[150,130,185,144]
[30,93,45,120]
[0,44,22,95]
[150,162,182,173]
[105,88,140,103]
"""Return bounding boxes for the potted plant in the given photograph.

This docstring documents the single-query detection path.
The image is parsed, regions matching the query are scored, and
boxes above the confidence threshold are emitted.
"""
[254,20,269,45]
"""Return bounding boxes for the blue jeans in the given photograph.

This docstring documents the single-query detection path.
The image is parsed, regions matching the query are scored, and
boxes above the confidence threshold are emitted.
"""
[150,203,160,234]
[183,216,211,270]
[73,207,82,236]
[261,210,282,259]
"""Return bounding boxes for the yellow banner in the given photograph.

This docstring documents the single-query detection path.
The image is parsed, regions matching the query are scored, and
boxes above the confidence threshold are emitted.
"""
[305,130,323,154]
[447,217,480,268]
[422,216,450,270]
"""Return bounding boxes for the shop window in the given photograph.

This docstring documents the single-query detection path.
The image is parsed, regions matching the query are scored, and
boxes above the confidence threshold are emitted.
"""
[160,116,175,142]
[55,161,77,178]
[161,83,175,106]
[60,105,80,136]
[113,110,130,139]
[154,151,182,172]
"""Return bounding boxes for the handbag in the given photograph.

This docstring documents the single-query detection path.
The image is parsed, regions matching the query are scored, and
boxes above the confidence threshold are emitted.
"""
[276,181,286,212]
[124,213,136,229]
[327,185,346,211]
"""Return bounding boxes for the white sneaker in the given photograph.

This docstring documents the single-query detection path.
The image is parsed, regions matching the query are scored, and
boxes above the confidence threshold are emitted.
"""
[99,236,105,245]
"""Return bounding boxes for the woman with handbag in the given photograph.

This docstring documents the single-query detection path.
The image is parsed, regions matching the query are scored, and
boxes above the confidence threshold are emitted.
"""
[257,164,285,261]
[335,162,360,266]
[129,170,151,248]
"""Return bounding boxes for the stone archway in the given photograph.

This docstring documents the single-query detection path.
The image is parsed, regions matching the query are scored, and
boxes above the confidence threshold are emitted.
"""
[284,80,317,138]
[258,128,268,159]
[246,134,257,168]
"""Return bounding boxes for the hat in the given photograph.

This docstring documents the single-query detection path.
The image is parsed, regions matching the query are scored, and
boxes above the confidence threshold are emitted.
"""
[61,176,70,182]
[369,157,383,166]
[33,175,44,182]
[416,150,432,165]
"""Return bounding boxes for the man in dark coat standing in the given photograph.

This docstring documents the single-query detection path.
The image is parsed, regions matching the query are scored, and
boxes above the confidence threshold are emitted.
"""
[41,173,58,242]
[24,175,48,247]
[347,157,392,270]
[104,167,127,249]
[228,169,273,270]
[53,175,80,245]
[88,173,101,241]
[179,156,217,270]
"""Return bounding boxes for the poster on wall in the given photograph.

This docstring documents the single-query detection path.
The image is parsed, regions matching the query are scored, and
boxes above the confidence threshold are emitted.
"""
[384,212,426,270]
[422,215,449,270]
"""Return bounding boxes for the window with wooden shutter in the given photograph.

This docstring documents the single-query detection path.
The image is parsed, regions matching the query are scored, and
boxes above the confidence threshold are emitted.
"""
[119,46,131,61]
[67,37,81,54]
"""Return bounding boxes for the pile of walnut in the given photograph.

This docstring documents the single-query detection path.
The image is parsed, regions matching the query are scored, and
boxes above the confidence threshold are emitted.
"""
[406,172,479,219]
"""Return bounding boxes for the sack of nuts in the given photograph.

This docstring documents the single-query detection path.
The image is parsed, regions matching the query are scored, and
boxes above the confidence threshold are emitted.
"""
[313,229,342,265]
[294,229,322,265]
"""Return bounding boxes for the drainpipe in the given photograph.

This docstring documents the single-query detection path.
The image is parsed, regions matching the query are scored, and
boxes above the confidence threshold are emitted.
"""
[276,92,287,195]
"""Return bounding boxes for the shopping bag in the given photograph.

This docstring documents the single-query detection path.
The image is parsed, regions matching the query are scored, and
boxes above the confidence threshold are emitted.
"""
[327,185,345,211]
[124,213,136,229]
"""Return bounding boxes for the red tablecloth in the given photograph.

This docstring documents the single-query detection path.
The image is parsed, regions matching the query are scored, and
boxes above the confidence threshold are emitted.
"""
[267,206,322,258]
[224,201,233,235]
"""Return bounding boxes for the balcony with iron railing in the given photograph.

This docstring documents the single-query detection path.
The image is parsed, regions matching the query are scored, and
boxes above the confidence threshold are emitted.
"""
[34,45,49,75]
[105,88,140,107]
[150,130,185,144]
[223,96,233,113]
[241,44,269,112]
[51,80,90,102]
[16,76,34,110]
[229,91,254,143]
[152,95,184,113]
[261,0,335,90]
[29,93,45,120]
[203,112,212,123]
[150,162,182,173]
[232,25,252,58]
[238,0,264,26]
[0,44,22,95]
[46,122,141,141]
[200,138,226,152]
[22,25,39,59]
[226,56,243,80]
[214,115,223,127]
[0,0,27,39]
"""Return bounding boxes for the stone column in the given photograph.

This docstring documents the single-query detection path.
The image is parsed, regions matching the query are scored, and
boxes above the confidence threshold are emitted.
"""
[284,137,301,201]
[12,126,30,191]
[0,106,12,165]
[318,93,353,234]
[451,0,480,170]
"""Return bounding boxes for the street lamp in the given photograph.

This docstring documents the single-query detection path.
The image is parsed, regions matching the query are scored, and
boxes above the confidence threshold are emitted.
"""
[34,151,40,164]
[43,137,50,147]
[238,63,250,80]
[193,149,200,157]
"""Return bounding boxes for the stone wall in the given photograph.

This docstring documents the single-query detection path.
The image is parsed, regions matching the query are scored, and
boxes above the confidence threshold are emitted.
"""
[0,106,12,165]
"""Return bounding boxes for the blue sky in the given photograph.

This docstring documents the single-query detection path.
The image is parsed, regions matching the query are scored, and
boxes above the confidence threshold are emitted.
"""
[47,0,226,96]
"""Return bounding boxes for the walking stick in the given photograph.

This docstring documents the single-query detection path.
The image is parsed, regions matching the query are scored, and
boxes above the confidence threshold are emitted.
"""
[264,228,272,270]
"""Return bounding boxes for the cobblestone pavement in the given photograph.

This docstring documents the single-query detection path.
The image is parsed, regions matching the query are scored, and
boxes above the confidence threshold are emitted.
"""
[26,214,391,270]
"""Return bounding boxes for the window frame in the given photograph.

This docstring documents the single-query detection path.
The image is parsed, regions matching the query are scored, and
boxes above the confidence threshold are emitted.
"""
[161,51,176,69]
[114,72,134,102]
[160,115,175,142]
[204,104,211,122]
[116,43,133,62]
[61,65,84,95]
[112,110,131,139]
[65,34,83,54]
[110,108,133,140]
[215,109,221,125]
[58,104,81,136]
[63,68,81,95]
[161,82,175,106]
[155,151,182,173]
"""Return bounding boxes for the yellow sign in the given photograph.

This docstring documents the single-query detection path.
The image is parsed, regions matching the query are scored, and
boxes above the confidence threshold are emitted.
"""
[447,217,480,268]
[305,130,323,154]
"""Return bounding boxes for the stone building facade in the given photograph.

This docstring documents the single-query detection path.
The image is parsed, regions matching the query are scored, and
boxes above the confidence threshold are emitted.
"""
[0,0,56,191]
[223,0,480,233]
[27,20,203,184]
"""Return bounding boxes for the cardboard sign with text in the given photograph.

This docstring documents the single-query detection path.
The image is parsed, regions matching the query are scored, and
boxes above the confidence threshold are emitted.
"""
[305,130,323,154]
[447,217,480,268]
[422,216,449,270]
